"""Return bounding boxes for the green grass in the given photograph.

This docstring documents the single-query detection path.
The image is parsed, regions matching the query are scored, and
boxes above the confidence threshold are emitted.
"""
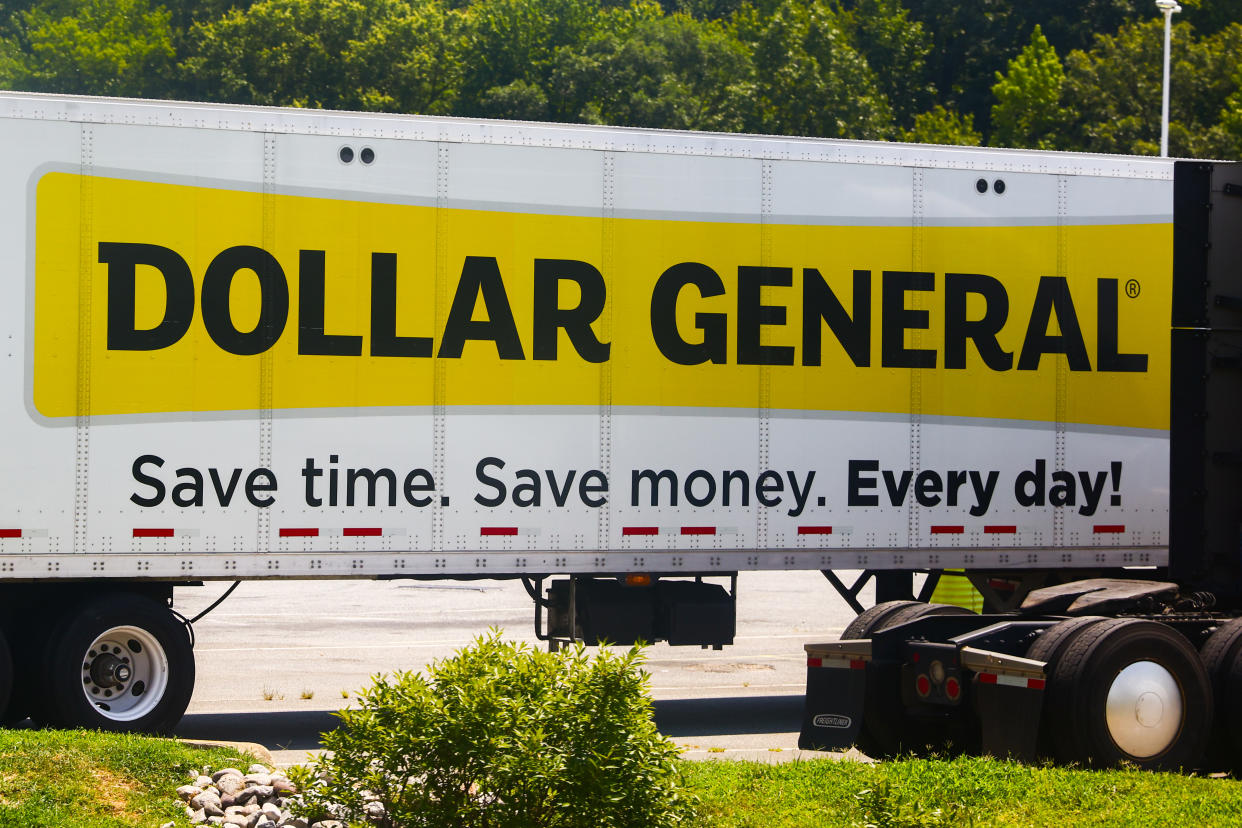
[683,755,1242,827]
[2,731,1242,827]
[0,730,255,828]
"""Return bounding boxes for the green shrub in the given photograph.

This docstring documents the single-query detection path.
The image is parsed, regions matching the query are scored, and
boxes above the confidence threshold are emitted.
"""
[290,631,696,828]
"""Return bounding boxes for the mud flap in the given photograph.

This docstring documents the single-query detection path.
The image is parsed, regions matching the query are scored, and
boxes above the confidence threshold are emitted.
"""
[971,673,1044,762]
[798,641,870,751]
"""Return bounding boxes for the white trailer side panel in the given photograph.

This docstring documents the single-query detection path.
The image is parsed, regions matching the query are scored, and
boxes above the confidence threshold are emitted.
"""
[0,93,1173,580]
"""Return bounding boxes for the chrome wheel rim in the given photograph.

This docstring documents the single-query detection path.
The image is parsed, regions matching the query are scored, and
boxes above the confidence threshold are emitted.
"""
[80,626,168,721]
[1104,660,1183,759]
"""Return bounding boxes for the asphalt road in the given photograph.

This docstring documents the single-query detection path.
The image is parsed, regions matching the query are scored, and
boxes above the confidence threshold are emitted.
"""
[171,570,872,766]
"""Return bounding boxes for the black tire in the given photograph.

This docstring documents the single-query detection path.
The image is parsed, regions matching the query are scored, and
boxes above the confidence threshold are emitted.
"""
[0,611,56,727]
[38,593,194,734]
[851,602,977,757]
[1025,616,1110,664]
[1199,618,1242,770]
[842,600,923,640]
[1044,618,1210,770]
[1023,616,1109,759]
[0,630,11,722]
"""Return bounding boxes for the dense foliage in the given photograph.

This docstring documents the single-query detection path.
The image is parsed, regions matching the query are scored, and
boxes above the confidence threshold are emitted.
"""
[0,0,1239,155]
[289,633,694,828]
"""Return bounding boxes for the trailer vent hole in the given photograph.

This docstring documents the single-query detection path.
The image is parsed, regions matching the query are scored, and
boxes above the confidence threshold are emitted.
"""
[339,146,355,164]
[360,147,375,164]
[975,178,988,194]
[993,178,1007,195]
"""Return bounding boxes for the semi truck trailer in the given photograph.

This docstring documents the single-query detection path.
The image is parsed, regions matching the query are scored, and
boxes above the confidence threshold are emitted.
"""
[0,91,1223,740]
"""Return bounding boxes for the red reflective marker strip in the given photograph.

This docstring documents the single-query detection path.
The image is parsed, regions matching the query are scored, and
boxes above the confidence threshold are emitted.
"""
[930,525,964,534]
[984,525,1017,534]
[133,528,174,538]
[0,529,20,539]
[622,526,659,536]
[1094,524,1125,533]
[807,657,823,668]
[798,526,833,535]
[681,526,716,535]
[850,659,867,671]
[978,671,1045,689]
[343,527,382,537]
[480,527,518,536]
[279,528,319,538]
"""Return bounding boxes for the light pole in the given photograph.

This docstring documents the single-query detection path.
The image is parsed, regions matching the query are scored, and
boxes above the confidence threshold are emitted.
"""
[1156,0,1181,157]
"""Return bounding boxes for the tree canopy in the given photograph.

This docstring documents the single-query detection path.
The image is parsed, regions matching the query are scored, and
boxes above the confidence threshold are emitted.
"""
[0,0,1238,155]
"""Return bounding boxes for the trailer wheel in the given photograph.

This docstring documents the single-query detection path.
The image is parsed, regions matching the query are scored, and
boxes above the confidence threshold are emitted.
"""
[1198,618,1242,769]
[851,602,976,757]
[1045,618,1210,769]
[39,594,194,734]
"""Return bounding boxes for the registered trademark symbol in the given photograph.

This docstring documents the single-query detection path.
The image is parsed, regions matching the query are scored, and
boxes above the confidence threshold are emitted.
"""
[1125,279,1141,298]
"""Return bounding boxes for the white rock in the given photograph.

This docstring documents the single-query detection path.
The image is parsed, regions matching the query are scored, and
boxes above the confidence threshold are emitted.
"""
[197,775,215,788]
[248,764,272,775]
[213,768,245,783]
[177,785,203,802]
[190,791,223,812]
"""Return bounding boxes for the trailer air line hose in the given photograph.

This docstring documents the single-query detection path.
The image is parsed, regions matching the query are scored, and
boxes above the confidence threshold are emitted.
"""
[169,581,242,648]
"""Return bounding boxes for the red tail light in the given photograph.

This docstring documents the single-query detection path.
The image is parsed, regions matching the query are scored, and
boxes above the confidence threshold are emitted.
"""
[945,676,961,700]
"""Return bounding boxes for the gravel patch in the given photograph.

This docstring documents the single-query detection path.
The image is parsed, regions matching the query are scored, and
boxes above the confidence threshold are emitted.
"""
[169,763,339,828]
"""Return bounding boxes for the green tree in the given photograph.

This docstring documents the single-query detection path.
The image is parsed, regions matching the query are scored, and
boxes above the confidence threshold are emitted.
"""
[838,0,934,129]
[549,11,753,130]
[990,25,1066,150]
[181,0,396,108]
[1,0,175,97]
[901,0,1022,134]
[1061,19,1242,157]
[1219,65,1242,158]
[345,0,467,115]
[1180,0,1242,35]
[458,0,604,118]
[901,104,981,146]
[900,0,1144,135]
[738,0,891,139]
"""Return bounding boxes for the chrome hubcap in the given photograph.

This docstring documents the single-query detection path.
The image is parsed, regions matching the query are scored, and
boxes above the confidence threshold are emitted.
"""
[80,626,168,722]
[1105,660,1183,758]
